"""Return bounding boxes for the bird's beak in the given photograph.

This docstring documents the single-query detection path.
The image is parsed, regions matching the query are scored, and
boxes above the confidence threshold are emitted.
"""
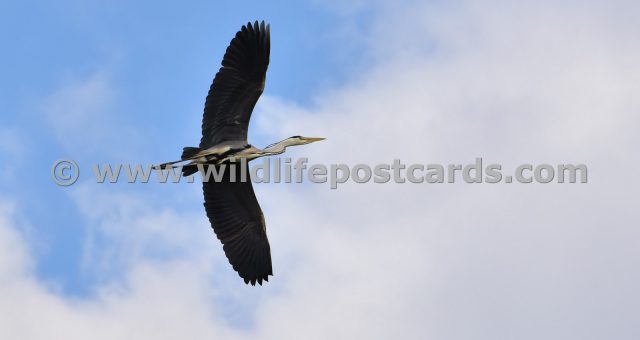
[303,137,325,143]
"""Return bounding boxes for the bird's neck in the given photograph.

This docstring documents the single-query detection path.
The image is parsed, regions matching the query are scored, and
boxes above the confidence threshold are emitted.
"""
[263,143,287,155]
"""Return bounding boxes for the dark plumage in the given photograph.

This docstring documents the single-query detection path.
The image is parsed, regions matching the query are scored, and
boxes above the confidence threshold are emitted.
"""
[200,21,271,285]
[200,21,270,148]
[203,163,272,285]
[155,21,324,285]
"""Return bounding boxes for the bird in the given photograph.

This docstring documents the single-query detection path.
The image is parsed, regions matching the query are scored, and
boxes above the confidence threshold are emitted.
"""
[156,21,324,285]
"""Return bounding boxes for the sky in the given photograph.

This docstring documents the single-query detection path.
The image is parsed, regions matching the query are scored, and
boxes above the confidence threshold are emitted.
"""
[1,0,639,339]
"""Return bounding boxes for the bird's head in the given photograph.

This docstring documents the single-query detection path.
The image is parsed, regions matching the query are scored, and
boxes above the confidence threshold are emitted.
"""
[287,135,325,146]
[264,136,325,150]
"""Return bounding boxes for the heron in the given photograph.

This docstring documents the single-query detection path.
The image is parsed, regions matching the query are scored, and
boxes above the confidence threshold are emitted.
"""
[156,21,324,285]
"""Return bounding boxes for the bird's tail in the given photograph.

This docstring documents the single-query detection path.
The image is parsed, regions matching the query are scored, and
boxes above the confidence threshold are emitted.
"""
[152,147,202,175]
[181,147,201,160]
[180,147,202,177]
[182,165,198,177]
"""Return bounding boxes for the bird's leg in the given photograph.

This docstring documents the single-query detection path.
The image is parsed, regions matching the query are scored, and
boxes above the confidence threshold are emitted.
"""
[153,159,186,170]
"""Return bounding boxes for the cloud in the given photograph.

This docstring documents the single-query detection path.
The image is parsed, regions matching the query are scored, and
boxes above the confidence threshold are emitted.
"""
[43,72,142,159]
[0,128,28,182]
[2,0,640,339]
[0,201,32,280]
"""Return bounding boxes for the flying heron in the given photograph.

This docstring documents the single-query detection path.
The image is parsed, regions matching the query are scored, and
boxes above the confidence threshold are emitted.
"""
[157,21,324,285]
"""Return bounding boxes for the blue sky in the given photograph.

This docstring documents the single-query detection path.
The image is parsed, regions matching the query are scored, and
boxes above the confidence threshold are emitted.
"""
[1,0,639,338]
[1,0,371,296]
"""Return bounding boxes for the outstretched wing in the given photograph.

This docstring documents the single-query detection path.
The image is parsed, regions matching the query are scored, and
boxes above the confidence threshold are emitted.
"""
[202,163,273,285]
[200,21,270,148]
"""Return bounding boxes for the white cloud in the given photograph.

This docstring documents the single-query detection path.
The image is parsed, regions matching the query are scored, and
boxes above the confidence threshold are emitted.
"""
[0,201,32,281]
[0,128,27,183]
[44,72,142,159]
[2,0,640,339]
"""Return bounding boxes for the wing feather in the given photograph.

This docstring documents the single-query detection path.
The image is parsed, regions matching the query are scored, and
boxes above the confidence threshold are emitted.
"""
[200,21,270,147]
[202,163,273,285]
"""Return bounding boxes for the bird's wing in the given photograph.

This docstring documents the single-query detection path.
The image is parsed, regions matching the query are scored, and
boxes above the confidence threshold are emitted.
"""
[200,21,270,148]
[202,163,273,285]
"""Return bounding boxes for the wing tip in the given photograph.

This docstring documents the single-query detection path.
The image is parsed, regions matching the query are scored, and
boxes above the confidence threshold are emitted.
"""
[242,273,273,286]
[241,20,269,32]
